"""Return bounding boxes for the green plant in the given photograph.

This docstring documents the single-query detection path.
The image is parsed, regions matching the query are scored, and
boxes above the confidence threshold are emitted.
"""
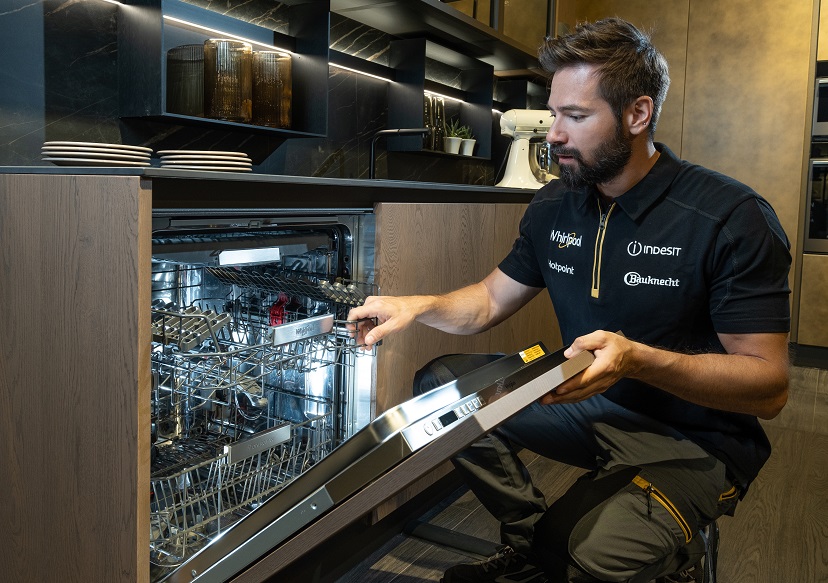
[444,117,464,138]
[458,124,474,140]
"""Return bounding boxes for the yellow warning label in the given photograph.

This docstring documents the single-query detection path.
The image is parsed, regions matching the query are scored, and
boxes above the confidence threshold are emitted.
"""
[519,344,545,363]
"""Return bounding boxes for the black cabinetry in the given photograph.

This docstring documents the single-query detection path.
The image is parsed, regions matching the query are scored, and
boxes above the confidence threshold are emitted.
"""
[118,0,329,143]
[115,0,543,160]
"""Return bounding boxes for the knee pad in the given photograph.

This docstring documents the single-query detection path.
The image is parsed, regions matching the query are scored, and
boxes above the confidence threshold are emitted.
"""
[532,466,641,583]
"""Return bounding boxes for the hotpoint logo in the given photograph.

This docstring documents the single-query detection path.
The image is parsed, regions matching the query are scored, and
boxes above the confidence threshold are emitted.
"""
[550,230,582,249]
[624,272,680,287]
[627,241,682,257]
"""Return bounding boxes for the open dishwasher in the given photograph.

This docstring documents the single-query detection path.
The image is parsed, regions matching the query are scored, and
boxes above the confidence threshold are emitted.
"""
[149,210,378,582]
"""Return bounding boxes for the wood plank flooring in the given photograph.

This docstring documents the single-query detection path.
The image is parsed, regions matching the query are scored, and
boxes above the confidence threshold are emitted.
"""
[338,365,828,583]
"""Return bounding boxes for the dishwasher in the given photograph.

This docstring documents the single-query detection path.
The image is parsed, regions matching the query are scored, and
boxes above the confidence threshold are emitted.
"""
[148,209,594,583]
[148,209,377,582]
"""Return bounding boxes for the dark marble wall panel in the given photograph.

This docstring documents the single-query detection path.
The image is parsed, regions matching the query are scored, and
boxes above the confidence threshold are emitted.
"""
[330,13,390,65]
[425,58,462,89]
[182,0,290,34]
[43,0,120,145]
[0,0,46,166]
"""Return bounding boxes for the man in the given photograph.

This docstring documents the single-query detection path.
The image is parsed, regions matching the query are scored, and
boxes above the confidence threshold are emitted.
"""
[347,17,790,583]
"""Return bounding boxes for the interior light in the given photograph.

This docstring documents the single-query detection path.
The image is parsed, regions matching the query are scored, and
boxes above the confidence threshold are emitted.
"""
[424,90,464,104]
[329,63,391,82]
[97,0,123,4]
[163,15,294,54]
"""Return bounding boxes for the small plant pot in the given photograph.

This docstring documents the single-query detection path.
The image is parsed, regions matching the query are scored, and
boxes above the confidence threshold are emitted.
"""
[443,136,462,154]
[460,138,476,156]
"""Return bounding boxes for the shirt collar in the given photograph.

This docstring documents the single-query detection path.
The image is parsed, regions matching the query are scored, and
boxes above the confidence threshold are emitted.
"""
[573,143,682,219]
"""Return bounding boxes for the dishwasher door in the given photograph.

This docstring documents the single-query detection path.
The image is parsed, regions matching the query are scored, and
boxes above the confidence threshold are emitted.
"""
[148,210,377,583]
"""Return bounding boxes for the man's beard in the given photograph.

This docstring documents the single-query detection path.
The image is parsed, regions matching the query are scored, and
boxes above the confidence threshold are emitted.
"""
[551,122,633,189]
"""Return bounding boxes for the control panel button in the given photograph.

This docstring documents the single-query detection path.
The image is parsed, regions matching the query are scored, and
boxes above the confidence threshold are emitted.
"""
[433,419,443,431]
[424,423,434,436]
[454,407,465,417]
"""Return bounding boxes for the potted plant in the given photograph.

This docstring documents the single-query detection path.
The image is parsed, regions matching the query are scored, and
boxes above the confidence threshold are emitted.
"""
[458,124,476,156]
[443,118,463,154]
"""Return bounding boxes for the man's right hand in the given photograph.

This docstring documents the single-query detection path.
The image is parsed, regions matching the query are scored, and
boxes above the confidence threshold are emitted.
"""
[346,295,428,350]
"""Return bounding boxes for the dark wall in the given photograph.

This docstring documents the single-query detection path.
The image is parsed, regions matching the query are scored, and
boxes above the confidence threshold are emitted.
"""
[0,0,495,185]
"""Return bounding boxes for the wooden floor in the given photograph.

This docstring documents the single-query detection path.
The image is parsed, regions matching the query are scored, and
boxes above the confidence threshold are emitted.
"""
[338,364,828,583]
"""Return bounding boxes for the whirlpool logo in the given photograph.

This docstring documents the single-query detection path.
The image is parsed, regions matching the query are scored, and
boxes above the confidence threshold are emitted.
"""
[624,272,680,287]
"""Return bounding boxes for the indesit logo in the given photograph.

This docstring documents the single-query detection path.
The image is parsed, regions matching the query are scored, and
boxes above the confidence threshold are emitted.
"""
[550,230,582,249]
[627,241,682,257]
[624,272,680,287]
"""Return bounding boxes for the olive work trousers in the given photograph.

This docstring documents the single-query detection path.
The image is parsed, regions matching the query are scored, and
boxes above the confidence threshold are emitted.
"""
[412,354,741,583]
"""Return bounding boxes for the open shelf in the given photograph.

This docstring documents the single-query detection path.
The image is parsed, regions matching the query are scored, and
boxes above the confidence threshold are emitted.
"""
[118,0,329,140]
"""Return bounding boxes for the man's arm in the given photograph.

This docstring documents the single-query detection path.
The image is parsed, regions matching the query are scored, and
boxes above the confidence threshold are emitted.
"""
[346,268,542,349]
[541,330,789,419]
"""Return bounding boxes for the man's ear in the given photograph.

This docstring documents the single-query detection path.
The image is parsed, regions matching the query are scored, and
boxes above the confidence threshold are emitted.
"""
[625,96,654,136]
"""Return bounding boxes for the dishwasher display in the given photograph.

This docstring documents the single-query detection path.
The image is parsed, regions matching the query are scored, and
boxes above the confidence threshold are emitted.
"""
[148,215,376,582]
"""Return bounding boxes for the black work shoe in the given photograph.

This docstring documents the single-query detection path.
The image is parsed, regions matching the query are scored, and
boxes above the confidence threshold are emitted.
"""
[440,546,547,583]
[657,521,719,583]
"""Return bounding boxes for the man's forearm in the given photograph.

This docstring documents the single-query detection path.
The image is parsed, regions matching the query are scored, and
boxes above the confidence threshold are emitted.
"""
[415,281,497,335]
[629,338,789,419]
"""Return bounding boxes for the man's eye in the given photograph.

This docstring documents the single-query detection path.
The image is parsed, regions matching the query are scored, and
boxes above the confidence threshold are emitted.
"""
[570,115,584,121]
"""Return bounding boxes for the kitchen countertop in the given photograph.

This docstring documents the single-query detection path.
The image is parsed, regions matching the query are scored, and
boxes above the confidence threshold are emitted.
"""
[0,166,540,208]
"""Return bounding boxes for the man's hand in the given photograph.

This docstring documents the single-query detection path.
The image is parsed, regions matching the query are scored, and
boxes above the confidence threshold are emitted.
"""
[539,331,636,405]
[346,295,427,350]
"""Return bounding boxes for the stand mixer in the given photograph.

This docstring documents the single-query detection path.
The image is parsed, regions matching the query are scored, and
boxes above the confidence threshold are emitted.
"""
[496,109,556,189]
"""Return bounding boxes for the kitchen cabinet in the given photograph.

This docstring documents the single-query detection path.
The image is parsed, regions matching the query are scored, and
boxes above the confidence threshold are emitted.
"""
[797,253,828,346]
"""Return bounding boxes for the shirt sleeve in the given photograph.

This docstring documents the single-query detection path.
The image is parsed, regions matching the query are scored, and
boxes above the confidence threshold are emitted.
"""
[708,196,791,334]
[497,200,547,289]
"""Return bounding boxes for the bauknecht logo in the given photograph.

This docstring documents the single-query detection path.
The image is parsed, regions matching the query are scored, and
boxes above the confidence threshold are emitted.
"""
[627,241,682,257]
[550,230,582,248]
[624,272,680,287]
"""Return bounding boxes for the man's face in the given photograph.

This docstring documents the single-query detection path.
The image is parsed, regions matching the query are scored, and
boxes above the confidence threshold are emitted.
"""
[546,64,633,190]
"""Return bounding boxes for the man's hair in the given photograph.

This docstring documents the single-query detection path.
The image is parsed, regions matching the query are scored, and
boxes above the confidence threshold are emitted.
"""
[539,18,670,138]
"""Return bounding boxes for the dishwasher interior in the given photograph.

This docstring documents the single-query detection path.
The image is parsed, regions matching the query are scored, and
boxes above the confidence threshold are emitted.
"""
[148,212,376,582]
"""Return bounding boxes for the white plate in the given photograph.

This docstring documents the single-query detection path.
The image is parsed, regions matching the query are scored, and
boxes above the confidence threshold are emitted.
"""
[44,141,153,154]
[43,157,151,167]
[159,154,252,163]
[159,165,253,172]
[157,150,248,158]
[42,149,151,161]
[161,159,252,167]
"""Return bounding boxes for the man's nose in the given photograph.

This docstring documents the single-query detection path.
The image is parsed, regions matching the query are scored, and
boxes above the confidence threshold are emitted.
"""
[546,118,563,144]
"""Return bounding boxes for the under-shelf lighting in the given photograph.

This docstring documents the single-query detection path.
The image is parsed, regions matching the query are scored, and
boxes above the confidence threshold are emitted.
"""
[424,90,464,104]
[162,15,295,55]
[97,0,123,5]
[329,63,392,82]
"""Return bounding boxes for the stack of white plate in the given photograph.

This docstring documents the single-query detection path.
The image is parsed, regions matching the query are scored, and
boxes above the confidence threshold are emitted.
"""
[42,141,152,166]
[157,150,253,172]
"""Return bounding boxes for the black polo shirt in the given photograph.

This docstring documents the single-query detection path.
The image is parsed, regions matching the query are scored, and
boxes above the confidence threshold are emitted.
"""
[499,143,791,489]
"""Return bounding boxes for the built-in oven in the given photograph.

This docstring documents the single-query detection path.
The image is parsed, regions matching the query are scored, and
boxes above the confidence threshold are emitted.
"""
[804,159,828,253]
[813,78,828,138]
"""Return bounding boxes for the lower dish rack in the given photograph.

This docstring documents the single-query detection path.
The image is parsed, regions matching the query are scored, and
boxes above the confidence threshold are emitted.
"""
[150,415,331,570]
[149,263,377,579]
